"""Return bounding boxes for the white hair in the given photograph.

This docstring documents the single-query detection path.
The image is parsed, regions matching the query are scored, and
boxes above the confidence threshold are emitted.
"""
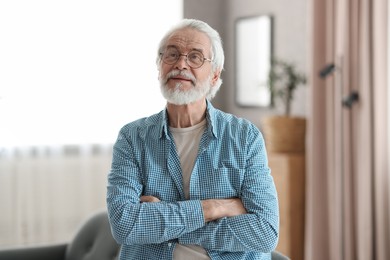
[156,19,224,100]
[159,70,213,105]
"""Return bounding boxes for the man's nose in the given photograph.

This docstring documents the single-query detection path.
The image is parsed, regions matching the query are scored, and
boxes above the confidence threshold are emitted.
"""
[174,54,189,69]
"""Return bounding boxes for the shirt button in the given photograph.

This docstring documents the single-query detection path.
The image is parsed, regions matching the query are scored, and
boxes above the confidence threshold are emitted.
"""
[168,243,172,247]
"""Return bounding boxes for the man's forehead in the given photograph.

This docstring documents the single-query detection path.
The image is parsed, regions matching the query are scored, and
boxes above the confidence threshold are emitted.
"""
[166,28,210,50]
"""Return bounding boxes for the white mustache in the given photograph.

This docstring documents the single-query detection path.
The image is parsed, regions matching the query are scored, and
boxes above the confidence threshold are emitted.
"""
[165,70,196,85]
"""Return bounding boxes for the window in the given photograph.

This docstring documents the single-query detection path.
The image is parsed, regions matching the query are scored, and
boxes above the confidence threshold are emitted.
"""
[0,0,183,147]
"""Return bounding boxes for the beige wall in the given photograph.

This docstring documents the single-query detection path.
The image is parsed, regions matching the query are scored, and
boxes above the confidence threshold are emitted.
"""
[184,0,308,128]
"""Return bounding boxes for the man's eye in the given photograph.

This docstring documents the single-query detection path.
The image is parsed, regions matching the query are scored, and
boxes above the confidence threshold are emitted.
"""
[189,53,202,61]
[167,52,178,58]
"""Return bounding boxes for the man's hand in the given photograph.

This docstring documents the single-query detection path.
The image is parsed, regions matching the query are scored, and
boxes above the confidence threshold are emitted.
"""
[201,198,247,222]
[140,195,161,203]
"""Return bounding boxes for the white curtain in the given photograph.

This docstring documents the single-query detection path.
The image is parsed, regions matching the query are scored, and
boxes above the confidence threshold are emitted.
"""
[0,144,112,248]
[0,0,183,249]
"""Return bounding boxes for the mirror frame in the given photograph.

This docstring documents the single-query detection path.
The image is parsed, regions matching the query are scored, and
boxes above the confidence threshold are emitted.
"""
[234,15,274,107]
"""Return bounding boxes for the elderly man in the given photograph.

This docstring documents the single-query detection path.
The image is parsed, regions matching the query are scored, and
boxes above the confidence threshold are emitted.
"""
[106,18,279,260]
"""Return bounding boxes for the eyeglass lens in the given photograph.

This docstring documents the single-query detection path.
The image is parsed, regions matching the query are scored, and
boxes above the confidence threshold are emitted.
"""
[162,47,206,68]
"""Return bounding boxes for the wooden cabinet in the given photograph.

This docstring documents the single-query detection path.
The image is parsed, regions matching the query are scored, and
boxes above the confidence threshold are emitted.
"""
[269,153,305,260]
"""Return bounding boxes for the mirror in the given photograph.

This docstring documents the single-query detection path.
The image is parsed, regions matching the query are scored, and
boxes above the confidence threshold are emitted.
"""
[235,15,273,107]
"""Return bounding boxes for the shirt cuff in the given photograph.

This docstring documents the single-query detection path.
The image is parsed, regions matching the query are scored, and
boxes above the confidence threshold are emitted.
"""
[179,200,205,232]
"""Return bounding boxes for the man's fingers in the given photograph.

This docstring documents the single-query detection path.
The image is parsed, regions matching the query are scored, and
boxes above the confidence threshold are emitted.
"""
[140,195,161,203]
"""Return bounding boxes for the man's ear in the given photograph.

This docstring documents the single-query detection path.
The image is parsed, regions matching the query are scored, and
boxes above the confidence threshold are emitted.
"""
[211,70,221,86]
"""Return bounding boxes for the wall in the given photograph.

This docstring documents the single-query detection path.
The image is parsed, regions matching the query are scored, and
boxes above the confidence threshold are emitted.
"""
[184,0,308,128]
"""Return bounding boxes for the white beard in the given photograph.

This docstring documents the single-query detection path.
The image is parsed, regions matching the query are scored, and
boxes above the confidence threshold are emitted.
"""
[159,70,212,105]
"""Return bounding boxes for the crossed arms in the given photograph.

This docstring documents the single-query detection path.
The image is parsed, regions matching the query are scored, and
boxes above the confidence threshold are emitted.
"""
[107,125,279,253]
[141,195,247,222]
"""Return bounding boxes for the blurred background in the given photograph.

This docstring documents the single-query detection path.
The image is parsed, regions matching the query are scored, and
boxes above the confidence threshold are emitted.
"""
[0,1,388,260]
[0,0,181,249]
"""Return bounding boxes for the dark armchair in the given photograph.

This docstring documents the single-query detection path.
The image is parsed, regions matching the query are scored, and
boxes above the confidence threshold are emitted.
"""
[0,210,120,260]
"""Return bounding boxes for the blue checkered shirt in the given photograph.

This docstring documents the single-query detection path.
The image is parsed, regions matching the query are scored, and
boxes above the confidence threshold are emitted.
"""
[107,101,279,260]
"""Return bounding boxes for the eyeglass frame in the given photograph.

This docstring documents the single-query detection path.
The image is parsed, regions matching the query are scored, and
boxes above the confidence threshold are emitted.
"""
[159,46,213,69]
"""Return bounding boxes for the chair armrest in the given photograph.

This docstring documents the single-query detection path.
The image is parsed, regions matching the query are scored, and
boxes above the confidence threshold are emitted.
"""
[271,250,290,260]
[0,243,67,260]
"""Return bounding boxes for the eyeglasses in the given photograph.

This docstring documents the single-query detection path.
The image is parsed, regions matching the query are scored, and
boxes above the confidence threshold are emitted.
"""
[160,47,213,69]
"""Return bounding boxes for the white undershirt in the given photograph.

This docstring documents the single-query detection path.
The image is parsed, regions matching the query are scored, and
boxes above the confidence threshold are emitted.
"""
[170,119,210,260]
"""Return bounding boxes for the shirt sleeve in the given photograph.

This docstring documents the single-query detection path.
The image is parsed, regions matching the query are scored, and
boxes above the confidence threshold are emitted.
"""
[106,129,205,245]
[178,126,279,253]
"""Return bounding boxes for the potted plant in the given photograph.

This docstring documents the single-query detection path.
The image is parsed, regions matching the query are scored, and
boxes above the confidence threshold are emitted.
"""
[261,58,307,153]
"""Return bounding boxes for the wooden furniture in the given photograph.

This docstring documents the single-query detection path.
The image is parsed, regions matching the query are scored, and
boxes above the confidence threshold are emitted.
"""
[269,153,305,260]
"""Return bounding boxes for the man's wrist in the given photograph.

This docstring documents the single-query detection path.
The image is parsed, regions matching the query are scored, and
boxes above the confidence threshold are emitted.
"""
[201,198,247,223]
[201,199,220,222]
